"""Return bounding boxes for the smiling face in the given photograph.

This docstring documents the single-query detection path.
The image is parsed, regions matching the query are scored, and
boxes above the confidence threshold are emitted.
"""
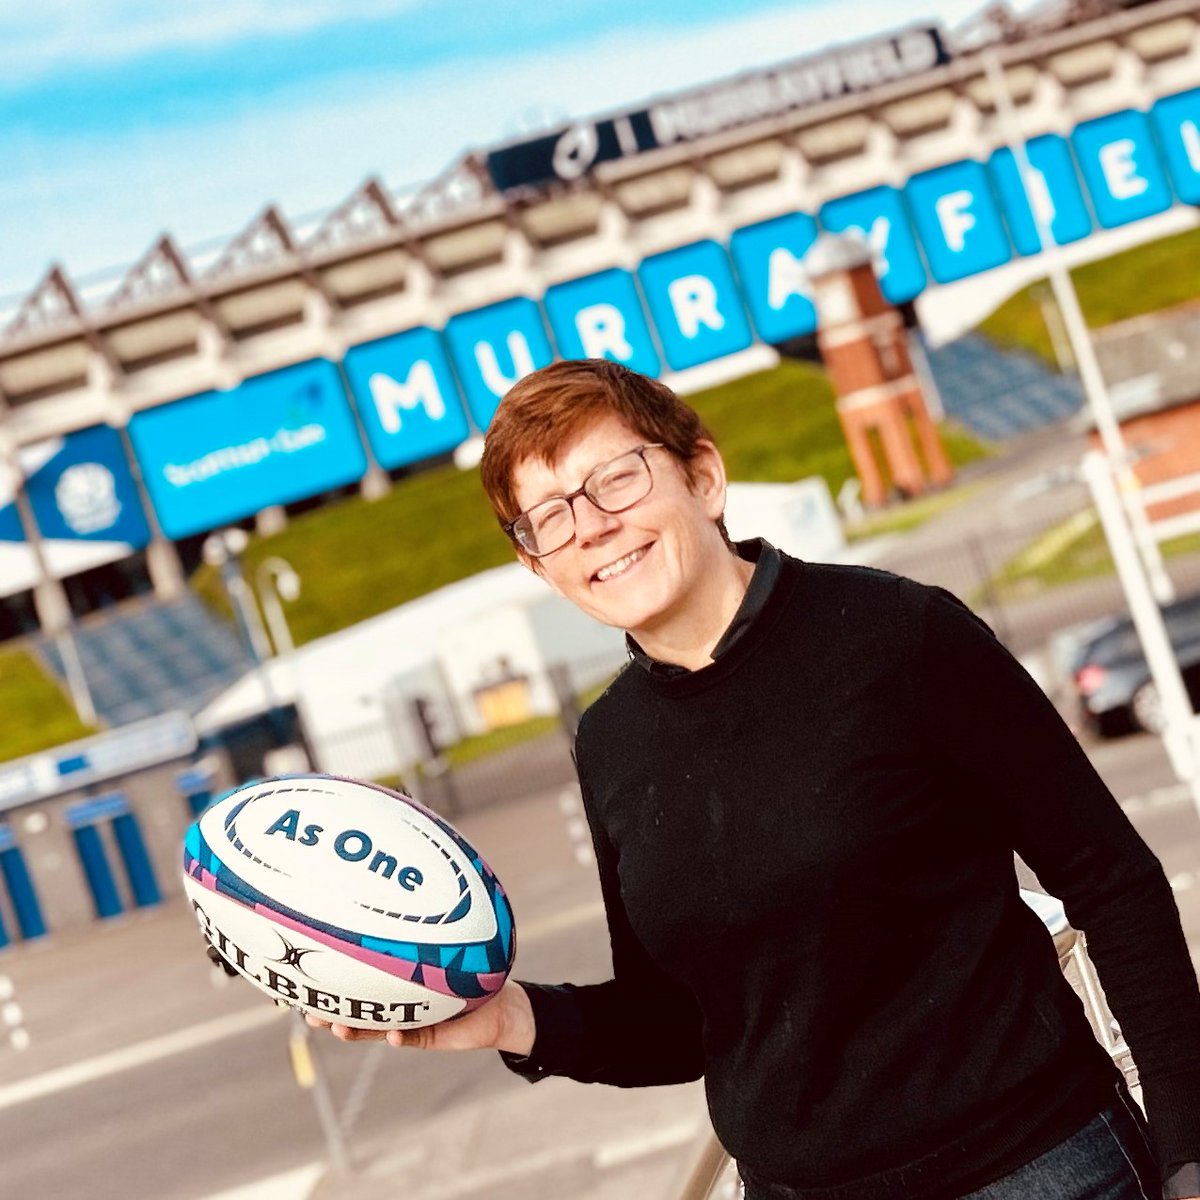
[510,413,741,650]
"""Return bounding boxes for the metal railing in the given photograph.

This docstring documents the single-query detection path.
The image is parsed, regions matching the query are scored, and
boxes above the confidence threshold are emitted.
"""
[672,890,1137,1200]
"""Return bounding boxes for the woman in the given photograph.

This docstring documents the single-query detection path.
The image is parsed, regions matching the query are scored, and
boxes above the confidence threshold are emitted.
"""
[315,360,1200,1200]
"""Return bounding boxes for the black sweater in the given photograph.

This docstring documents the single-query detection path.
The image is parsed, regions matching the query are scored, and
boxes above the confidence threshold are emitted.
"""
[507,550,1200,1198]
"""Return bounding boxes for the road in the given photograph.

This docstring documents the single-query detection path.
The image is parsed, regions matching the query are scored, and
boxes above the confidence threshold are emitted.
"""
[3,725,1200,1200]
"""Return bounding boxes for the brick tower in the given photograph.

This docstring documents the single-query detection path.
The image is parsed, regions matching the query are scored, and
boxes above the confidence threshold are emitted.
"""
[807,233,953,508]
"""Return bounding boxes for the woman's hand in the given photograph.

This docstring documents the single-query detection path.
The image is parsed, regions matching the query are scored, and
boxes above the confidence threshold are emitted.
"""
[305,979,536,1055]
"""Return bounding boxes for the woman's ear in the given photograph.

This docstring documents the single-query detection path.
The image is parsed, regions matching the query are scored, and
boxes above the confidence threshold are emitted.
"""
[688,439,729,521]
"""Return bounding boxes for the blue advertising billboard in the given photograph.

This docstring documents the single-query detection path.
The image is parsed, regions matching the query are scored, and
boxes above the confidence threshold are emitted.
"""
[0,425,151,596]
[342,327,472,470]
[128,359,367,539]
[542,269,662,376]
[818,186,927,304]
[1071,109,1174,228]
[729,212,820,344]
[638,241,753,371]
[444,298,555,431]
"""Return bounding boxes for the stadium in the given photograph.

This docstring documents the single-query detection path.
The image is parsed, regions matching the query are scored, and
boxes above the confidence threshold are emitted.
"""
[0,0,1196,898]
[2,2,1200,1195]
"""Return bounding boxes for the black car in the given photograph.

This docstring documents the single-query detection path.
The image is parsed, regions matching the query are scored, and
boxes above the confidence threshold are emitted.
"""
[1071,593,1200,736]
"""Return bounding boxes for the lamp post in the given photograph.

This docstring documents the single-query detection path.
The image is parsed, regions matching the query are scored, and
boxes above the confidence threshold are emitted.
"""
[256,556,301,657]
[202,528,285,747]
[255,555,319,771]
[981,48,1173,604]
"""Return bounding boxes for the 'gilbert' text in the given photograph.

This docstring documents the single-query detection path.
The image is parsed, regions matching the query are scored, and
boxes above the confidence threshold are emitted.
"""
[193,900,432,1024]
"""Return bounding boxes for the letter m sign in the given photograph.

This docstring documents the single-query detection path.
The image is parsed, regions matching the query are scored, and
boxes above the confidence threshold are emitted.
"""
[370,363,447,434]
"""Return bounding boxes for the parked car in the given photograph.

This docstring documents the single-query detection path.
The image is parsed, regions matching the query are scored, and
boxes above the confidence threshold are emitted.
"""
[1071,593,1200,736]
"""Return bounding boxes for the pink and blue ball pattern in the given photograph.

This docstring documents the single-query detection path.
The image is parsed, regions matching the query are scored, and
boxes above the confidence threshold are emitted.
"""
[183,783,515,1013]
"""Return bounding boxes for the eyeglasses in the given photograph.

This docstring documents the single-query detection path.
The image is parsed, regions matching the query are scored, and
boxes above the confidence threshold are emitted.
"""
[504,444,665,558]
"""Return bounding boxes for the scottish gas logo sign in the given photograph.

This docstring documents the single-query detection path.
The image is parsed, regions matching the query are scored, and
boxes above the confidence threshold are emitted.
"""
[129,359,367,539]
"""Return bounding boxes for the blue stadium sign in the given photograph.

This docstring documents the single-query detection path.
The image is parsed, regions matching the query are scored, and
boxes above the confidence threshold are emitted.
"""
[1071,109,1175,228]
[0,425,150,597]
[730,213,820,344]
[988,135,1093,255]
[904,161,1012,284]
[484,26,952,192]
[638,241,754,371]
[342,327,471,469]
[818,186,927,304]
[114,82,1200,557]
[543,269,661,376]
[129,359,367,539]
[444,297,555,430]
[1151,87,1200,204]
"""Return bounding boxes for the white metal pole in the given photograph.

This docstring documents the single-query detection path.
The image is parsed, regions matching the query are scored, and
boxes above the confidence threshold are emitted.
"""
[255,558,320,771]
[982,50,1174,605]
[1082,452,1200,808]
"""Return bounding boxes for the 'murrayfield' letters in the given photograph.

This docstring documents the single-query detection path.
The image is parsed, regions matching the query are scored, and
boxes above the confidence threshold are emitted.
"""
[264,808,425,891]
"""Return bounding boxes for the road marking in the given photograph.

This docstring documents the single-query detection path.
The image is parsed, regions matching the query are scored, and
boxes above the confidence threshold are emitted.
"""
[1120,784,1191,815]
[392,1120,700,1200]
[0,900,606,1114]
[592,1119,704,1169]
[520,899,606,940]
[201,1163,323,1200]
[1150,785,1191,807]
[0,974,29,1051]
[558,787,594,867]
[0,1005,286,1112]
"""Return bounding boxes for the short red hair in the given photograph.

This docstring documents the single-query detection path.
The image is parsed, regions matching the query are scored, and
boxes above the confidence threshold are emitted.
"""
[480,359,719,531]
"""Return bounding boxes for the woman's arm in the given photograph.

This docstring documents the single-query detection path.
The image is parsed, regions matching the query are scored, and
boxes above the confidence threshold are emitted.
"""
[918,584,1200,1183]
[500,781,705,1087]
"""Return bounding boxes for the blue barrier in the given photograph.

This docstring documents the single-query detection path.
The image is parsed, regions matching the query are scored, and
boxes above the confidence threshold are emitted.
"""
[0,852,47,941]
[71,824,123,919]
[0,824,47,942]
[66,792,162,918]
[176,768,214,818]
[111,812,161,908]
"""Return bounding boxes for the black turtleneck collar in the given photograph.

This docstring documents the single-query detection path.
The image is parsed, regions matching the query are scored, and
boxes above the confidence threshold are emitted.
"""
[624,538,783,677]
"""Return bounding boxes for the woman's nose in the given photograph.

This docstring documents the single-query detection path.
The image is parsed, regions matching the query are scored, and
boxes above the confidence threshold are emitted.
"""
[572,494,620,545]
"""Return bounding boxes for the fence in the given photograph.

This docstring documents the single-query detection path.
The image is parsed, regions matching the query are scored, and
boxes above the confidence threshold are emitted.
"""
[869,499,1200,702]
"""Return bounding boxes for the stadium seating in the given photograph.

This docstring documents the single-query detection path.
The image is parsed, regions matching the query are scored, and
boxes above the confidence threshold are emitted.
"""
[36,595,253,727]
[922,333,1084,442]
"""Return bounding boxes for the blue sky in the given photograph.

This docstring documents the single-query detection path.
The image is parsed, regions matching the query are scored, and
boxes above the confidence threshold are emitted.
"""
[0,0,1002,305]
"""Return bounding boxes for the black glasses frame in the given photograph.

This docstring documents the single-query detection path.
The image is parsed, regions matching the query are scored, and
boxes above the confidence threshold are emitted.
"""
[503,443,666,558]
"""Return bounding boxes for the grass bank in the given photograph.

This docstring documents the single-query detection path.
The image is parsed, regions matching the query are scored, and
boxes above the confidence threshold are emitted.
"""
[0,646,97,762]
[985,509,1200,601]
[976,225,1200,365]
[194,359,989,647]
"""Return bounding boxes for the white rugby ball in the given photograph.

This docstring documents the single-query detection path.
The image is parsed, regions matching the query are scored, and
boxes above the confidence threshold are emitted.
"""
[182,774,516,1030]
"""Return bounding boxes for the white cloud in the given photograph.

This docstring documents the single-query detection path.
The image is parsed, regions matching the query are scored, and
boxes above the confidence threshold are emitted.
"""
[0,0,998,300]
[0,0,419,84]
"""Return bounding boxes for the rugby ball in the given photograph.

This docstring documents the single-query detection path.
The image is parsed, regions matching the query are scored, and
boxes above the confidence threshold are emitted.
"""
[181,774,516,1030]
